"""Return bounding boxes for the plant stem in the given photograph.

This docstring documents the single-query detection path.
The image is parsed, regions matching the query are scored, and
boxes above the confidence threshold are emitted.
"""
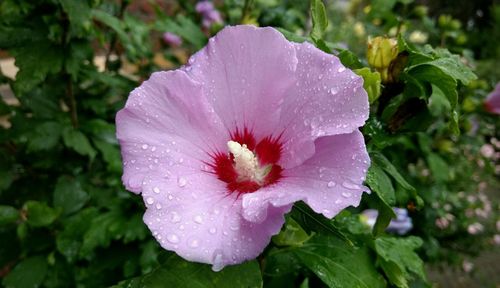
[105,0,129,71]
[66,77,78,128]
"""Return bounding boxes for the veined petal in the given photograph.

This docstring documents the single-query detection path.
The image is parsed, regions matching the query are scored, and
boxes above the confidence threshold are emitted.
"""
[116,70,227,193]
[141,173,288,271]
[278,42,369,168]
[241,131,370,222]
[185,25,297,140]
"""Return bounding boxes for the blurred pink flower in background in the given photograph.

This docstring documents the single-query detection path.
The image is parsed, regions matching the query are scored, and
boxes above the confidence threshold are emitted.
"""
[162,32,182,47]
[484,83,500,114]
[195,1,223,29]
[116,26,370,271]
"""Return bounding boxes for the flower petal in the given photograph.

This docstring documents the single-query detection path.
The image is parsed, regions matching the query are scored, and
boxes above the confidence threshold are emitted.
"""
[241,130,370,222]
[141,173,289,271]
[186,25,297,140]
[116,70,227,193]
[278,42,369,168]
[485,83,500,114]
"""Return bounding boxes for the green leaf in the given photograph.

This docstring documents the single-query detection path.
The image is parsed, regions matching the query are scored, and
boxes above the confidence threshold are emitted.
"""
[2,256,48,288]
[409,64,458,108]
[11,41,63,93]
[24,201,60,227]
[310,0,328,41]
[92,10,128,42]
[426,153,449,182]
[338,50,363,69]
[59,0,91,36]
[62,127,97,159]
[26,121,62,152]
[80,209,147,256]
[0,166,14,194]
[370,152,415,192]
[369,0,397,18]
[0,205,19,225]
[378,258,408,288]
[290,202,353,246]
[422,55,476,85]
[293,236,386,288]
[355,68,381,104]
[273,217,312,247]
[277,28,309,43]
[116,254,262,288]
[53,176,89,215]
[374,236,426,282]
[366,163,395,206]
[56,208,98,263]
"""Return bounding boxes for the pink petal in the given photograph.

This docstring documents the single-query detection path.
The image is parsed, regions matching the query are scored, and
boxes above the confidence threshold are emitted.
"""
[141,173,289,271]
[185,25,298,141]
[116,70,227,193]
[277,42,369,168]
[485,83,500,114]
[241,130,370,222]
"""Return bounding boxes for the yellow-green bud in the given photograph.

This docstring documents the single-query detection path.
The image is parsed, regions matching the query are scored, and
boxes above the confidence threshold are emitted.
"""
[367,36,398,69]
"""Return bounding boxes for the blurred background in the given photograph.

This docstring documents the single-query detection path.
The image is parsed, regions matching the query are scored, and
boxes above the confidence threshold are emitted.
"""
[0,0,499,287]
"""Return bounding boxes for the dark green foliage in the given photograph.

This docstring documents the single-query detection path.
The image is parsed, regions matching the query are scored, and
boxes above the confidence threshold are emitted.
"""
[0,0,498,287]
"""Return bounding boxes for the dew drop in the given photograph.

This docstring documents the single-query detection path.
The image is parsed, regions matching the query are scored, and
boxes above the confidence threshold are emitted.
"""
[338,66,346,72]
[194,215,203,224]
[212,250,224,272]
[153,187,160,194]
[342,191,352,198]
[209,227,217,234]
[327,181,336,188]
[167,234,179,244]
[189,239,200,248]
[156,203,162,210]
[169,211,181,223]
[178,177,187,187]
[342,181,361,190]
[146,197,154,205]
[142,144,148,150]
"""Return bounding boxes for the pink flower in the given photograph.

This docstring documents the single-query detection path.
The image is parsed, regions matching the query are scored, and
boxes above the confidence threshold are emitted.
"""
[484,83,500,114]
[195,1,222,29]
[162,32,182,47]
[116,25,370,271]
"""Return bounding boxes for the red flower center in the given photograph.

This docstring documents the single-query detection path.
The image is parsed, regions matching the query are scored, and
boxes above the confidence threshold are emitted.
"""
[209,128,283,194]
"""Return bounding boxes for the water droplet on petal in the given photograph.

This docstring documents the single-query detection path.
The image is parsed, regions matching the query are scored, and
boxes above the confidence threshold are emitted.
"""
[169,211,181,223]
[167,234,179,244]
[212,250,224,272]
[153,187,160,194]
[342,181,361,190]
[209,227,217,234]
[327,181,336,188]
[194,215,203,224]
[156,203,162,210]
[142,144,148,150]
[189,238,200,248]
[178,177,187,187]
[342,191,352,198]
[338,66,346,72]
[146,197,154,205]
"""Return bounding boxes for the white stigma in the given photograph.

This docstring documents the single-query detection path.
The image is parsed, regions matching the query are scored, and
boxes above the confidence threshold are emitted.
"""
[227,140,269,184]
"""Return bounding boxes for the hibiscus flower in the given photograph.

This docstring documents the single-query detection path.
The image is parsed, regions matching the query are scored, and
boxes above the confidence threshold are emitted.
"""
[116,25,370,271]
[485,83,500,114]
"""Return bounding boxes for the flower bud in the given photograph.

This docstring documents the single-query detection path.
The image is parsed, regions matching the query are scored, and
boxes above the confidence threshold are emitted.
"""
[367,36,399,83]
